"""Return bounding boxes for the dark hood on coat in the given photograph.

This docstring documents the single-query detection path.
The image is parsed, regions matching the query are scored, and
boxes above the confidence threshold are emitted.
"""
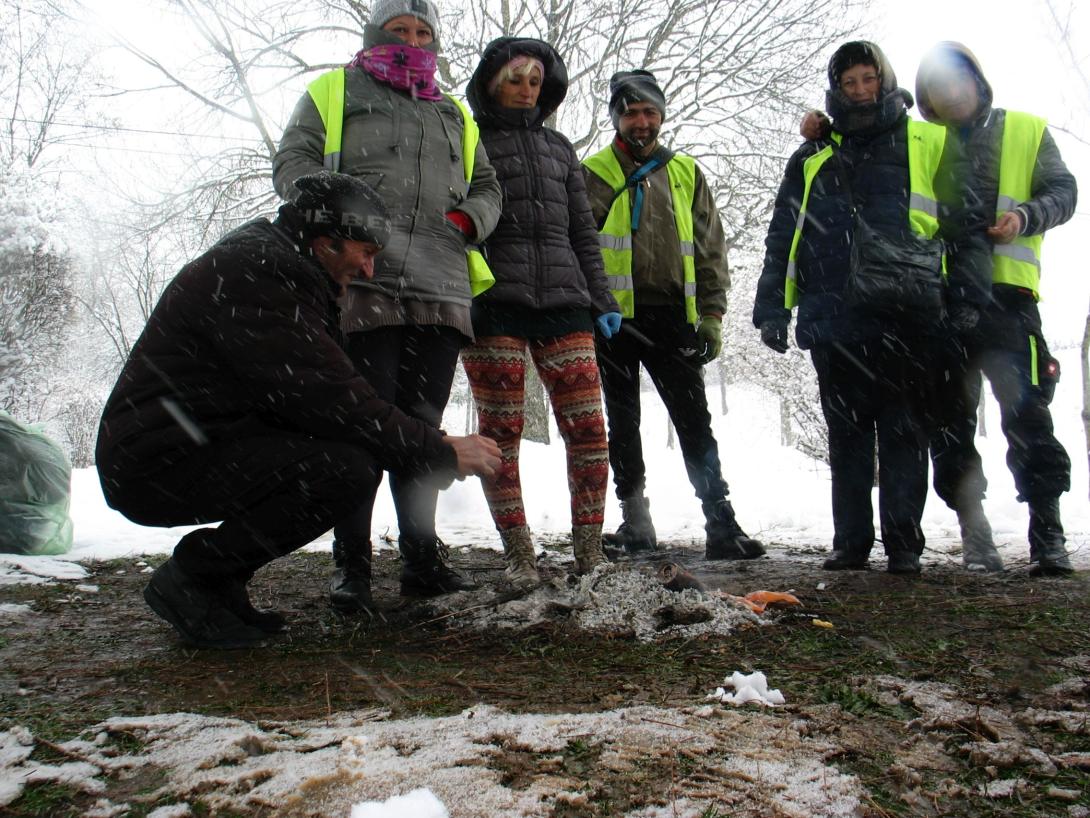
[825,40,913,137]
[915,41,993,125]
[466,37,568,129]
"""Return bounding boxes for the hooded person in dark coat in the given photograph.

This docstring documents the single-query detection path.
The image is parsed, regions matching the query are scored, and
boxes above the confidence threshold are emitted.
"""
[96,172,500,649]
[754,41,991,575]
[461,37,619,586]
[915,42,1076,576]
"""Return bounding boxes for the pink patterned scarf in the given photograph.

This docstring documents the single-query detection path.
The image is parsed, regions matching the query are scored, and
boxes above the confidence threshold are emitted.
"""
[348,44,442,101]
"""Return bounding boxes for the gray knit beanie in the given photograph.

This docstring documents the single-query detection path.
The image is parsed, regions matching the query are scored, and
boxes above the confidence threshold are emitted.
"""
[369,0,441,40]
[608,70,667,130]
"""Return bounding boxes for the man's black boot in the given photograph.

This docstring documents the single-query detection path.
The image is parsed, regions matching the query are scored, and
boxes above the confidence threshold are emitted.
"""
[703,500,765,560]
[143,558,268,649]
[1028,496,1073,576]
[399,536,477,597]
[958,504,1004,573]
[886,551,922,575]
[602,496,657,553]
[330,539,374,613]
[822,549,871,570]
[226,575,287,633]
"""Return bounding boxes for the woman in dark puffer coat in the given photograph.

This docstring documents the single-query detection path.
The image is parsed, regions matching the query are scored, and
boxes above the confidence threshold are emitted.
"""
[463,37,621,587]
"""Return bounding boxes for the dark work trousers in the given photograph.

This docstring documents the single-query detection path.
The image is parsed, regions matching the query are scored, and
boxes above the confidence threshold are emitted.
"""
[595,305,729,503]
[334,325,463,544]
[101,428,381,580]
[810,337,935,556]
[931,324,1070,507]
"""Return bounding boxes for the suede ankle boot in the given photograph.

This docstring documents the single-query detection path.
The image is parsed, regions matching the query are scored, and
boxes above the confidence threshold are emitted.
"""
[500,526,539,590]
[1028,497,1073,576]
[957,504,1003,573]
[572,524,608,575]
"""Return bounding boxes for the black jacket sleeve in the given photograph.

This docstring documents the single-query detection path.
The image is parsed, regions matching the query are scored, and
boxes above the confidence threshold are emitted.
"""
[1017,128,1078,236]
[935,131,994,308]
[565,139,619,316]
[753,150,805,328]
[206,255,457,479]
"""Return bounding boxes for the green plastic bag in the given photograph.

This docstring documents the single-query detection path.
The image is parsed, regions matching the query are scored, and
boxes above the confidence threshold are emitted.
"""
[0,410,74,555]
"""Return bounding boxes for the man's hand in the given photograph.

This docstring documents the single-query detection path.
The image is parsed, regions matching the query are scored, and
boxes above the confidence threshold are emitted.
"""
[696,316,723,364]
[800,110,831,141]
[759,319,789,354]
[986,211,1023,244]
[947,303,980,335]
[447,434,501,479]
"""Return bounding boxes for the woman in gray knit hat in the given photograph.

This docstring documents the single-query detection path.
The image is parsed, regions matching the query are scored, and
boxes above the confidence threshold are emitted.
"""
[273,0,502,612]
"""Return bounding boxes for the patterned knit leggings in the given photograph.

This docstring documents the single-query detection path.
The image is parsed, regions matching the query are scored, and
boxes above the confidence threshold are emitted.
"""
[462,331,609,530]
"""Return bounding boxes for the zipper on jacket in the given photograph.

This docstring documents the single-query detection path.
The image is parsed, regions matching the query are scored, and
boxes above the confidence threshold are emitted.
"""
[521,127,544,308]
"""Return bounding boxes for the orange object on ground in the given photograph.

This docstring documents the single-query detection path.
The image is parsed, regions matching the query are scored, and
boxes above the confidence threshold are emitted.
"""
[720,590,801,614]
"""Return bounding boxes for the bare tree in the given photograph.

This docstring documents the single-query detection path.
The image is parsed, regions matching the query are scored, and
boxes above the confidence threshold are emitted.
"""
[0,0,105,169]
[93,0,858,453]
[1042,0,1090,497]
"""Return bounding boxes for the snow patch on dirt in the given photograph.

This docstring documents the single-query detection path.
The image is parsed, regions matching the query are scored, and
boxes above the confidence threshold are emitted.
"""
[0,704,863,817]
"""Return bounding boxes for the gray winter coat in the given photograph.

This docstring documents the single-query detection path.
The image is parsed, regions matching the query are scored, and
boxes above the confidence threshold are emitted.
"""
[273,66,502,313]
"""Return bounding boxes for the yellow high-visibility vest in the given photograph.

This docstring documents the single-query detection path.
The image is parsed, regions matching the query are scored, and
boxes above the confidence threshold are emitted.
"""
[783,119,947,308]
[992,111,1046,299]
[582,147,699,325]
[305,68,494,296]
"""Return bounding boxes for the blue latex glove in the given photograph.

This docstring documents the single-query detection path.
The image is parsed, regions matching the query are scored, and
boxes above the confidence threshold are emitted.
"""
[595,312,622,339]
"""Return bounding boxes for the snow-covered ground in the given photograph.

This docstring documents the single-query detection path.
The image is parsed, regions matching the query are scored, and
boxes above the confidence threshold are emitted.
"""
[47,346,1090,571]
[2,356,1087,817]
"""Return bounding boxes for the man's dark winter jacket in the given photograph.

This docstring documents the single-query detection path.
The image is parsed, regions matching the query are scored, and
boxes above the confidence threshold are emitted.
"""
[914,41,1078,351]
[465,38,618,324]
[941,108,1076,351]
[753,111,991,350]
[96,218,457,498]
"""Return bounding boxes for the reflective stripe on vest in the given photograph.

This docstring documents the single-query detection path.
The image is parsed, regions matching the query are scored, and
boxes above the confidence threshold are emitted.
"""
[305,68,494,296]
[583,146,698,325]
[993,111,1046,299]
[783,120,946,308]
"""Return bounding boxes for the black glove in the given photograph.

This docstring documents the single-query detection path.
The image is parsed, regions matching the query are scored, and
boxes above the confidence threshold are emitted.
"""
[759,320,789,354]
[947,303,980,335]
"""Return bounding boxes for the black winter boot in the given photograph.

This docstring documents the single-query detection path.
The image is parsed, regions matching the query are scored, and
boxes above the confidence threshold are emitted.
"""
[330,539,374,613]
[886,551,922,575]
[602,496,657,553]
[703,500,765,560]
[822,549,871,570]
[1028,497,1073,576]
[225,575,287,633]
[143,558,268,649]
[958,504,1003,573]
[399,536,477,597]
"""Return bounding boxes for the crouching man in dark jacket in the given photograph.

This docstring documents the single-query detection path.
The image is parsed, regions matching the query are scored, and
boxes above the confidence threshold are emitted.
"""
[95,172,500,649]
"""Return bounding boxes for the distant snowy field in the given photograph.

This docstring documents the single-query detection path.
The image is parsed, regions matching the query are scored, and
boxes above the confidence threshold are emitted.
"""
[40,346,1090,571]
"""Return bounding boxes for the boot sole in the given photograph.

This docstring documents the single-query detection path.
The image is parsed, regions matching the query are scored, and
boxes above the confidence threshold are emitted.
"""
[330,596,376,614]
[400,582,476,598]
[706,551,765,561]
[1029,563,1075,577]
[144,582,267,650]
